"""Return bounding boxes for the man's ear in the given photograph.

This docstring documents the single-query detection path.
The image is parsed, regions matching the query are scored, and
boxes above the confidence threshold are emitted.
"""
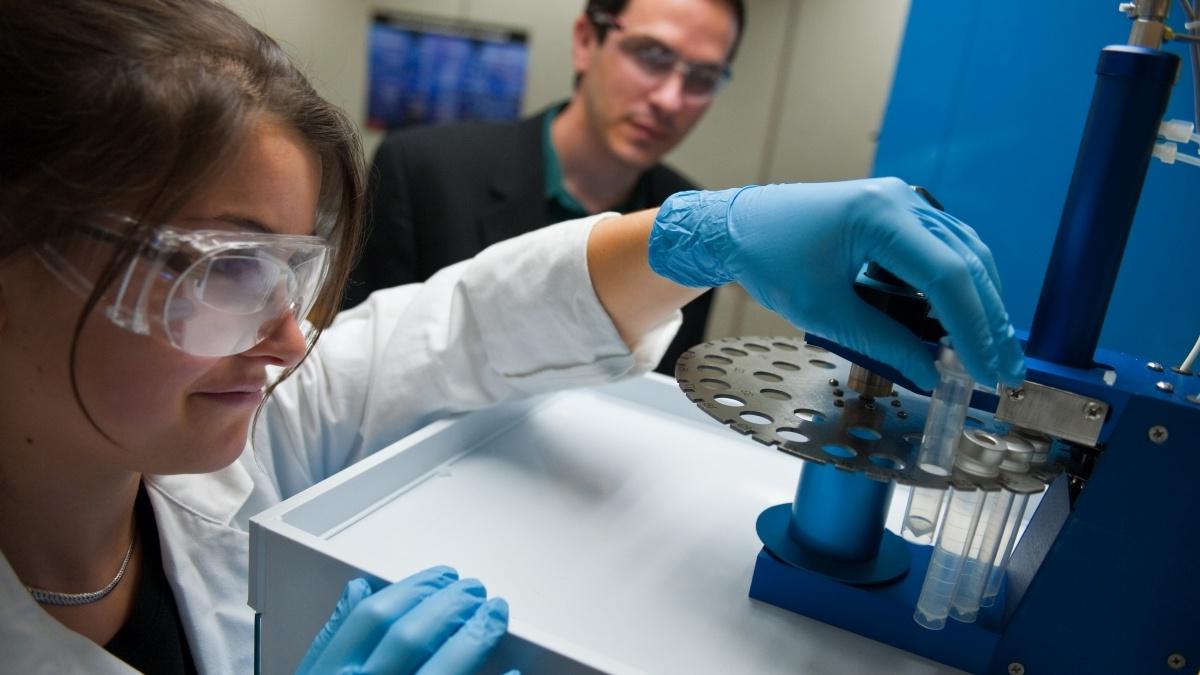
[571,14,597,78]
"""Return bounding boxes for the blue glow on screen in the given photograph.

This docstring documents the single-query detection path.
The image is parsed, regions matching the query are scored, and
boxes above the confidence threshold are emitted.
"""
[367,16,528,129]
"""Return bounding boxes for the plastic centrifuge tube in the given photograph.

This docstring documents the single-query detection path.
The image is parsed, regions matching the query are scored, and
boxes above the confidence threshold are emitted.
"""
[980,493,1029,608]
[914,485,986,630]
[901,340,974,544]
[914,429,1007,630]
[949,489,1013,622]
[900,486,946,544]
[980,431,1045,608]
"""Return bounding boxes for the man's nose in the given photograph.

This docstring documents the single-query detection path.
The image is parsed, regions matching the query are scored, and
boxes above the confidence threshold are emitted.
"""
[647,67,688,115]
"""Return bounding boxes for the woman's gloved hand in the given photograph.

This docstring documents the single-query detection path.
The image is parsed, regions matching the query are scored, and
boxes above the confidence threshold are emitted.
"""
[297,566,510,675]
[648,178,1025,390]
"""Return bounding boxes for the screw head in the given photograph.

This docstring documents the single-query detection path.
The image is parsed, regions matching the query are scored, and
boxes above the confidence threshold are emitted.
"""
[833,399,845,408]
[1008,662,1025,675]
[1156,381,1175,394]
[1008,388,1025,401]
[897,410,909,419]
[1147,361,1164,372]
[828,378,839,387]
[891,399,902,407]
[1167,652,1186,669]
[832,388,844,397]
[1149,426,1170,444]
[1083,402,1104,420]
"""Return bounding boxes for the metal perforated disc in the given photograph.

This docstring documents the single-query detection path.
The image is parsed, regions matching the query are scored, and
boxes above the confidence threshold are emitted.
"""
[675,336,1050,493]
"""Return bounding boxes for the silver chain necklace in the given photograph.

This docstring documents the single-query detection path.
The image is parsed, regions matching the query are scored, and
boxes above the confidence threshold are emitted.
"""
[24,530,137,606]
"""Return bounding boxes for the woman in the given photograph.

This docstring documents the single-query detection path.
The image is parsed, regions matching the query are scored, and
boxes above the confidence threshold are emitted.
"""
[0,1,1024,673]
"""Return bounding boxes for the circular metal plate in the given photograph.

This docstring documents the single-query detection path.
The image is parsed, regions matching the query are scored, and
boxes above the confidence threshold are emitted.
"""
[675,336,1052,493]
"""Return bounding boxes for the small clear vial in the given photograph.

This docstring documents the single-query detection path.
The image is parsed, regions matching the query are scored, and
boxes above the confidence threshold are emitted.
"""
[914,429,1007,630]
[902,340,973,543]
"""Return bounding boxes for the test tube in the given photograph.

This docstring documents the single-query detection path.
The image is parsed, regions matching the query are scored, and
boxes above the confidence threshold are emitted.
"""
[901,341,973,543]
[900,486,946,544]
[949,489,1014,622]
[980,431,1046,607]
[914,429,1007,630]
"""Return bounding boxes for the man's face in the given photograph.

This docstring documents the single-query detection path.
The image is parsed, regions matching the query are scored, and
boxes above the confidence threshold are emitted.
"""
[573,0,739,169]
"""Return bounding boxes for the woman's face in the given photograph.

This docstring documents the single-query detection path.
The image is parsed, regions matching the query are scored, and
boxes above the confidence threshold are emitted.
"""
[0,118,322,476]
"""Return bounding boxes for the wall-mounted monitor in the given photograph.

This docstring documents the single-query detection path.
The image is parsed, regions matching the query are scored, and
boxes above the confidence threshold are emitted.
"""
[366,12,529,130]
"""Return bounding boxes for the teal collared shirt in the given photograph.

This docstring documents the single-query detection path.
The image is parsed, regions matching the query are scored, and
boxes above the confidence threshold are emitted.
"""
[542,103,652,223]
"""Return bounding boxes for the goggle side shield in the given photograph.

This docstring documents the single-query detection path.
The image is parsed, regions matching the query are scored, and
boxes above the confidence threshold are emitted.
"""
[36,218,331,357]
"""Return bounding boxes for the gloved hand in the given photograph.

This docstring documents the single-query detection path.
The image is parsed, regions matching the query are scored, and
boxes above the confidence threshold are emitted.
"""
[297,566,510,675]
[648,178,1025,390]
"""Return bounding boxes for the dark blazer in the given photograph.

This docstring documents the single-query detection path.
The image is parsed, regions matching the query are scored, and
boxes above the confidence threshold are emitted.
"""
[345,107,714,377]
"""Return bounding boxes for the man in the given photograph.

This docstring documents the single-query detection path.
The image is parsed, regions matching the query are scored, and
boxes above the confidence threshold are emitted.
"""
[345,0,745,376]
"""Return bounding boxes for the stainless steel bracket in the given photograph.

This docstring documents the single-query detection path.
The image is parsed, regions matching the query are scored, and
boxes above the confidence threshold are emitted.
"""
[995,381,1108,447]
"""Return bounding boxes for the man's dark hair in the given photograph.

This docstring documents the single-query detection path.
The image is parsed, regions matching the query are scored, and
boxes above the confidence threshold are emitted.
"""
[585,0,746,63]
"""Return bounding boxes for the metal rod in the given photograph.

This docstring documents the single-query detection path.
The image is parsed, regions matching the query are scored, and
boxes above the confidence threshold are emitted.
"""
[1026,46,1180,368]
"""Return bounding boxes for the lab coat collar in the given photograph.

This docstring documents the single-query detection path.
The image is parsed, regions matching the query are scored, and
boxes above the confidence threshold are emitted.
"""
[145,474,255,675]
[144,453,256,526]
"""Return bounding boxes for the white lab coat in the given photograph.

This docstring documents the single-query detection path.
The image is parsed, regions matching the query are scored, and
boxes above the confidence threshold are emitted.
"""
[0,215,679,674]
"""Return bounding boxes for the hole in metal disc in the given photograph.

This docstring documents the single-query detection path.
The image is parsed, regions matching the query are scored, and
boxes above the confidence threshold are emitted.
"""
[721,347,749,357]
[777,428,810,443]
[809,359,836,369]
[697,364,727,375]
[964,416,985,429]
[773,341,799,351]
[744,342,769,352]
[699,378,730,391]
[761,388,791,401]
[849,426,882,441]
[822,443,856,459]
[773,361,801,371]
[704,354,732,365]
[794,408,826,423]
[714,394,745,407]
[754,371,783,383]
[869,454,905,470]
[740,411,774,425]
[805,344,828,352]
[918,462,951,476]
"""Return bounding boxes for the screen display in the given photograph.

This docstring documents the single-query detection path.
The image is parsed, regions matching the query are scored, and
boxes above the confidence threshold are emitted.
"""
[367,13,529,130]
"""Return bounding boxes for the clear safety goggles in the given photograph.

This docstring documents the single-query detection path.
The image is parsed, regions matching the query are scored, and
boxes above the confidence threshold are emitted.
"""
[589,11,732,101]
[34,216,331,357]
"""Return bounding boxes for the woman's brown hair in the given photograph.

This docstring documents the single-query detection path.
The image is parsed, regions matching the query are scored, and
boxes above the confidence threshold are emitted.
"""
[0,0,365,426]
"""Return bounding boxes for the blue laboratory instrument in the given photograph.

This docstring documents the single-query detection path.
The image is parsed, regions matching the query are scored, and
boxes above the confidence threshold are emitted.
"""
[674,3,1198,672]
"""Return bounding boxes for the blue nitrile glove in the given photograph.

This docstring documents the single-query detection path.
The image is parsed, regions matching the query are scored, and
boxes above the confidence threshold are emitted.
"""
[648,178,1026,390]
[297,566,512,675]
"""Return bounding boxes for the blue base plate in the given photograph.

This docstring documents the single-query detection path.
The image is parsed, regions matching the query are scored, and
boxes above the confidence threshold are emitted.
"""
[749,541,1005,674]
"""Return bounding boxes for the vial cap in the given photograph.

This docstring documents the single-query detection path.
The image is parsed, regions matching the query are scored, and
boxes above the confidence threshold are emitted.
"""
[1012,428,1052,465]
[954,429,1006,477]
[999,434,1034,473]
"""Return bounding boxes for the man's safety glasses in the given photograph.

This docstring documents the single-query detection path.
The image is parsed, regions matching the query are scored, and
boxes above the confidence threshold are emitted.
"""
[35,216,331,357]
[590,11,732,101]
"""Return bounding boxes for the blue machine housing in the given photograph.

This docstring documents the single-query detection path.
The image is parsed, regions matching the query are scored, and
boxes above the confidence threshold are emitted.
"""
[749,12,1200,674]
[749,346,1200,673]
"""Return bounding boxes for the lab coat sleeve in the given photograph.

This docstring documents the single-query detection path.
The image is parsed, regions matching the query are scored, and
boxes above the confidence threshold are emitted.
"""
[256,214,681,497]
